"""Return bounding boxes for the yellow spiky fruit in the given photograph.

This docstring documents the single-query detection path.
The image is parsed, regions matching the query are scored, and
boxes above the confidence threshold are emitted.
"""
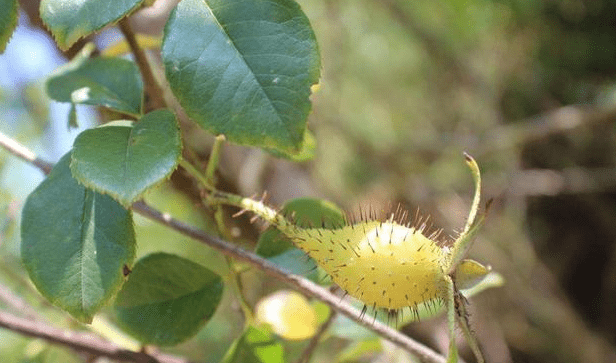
[279,220,447,310]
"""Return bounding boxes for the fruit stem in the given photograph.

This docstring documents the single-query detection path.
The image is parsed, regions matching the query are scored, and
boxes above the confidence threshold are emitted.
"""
[446,153,483,273]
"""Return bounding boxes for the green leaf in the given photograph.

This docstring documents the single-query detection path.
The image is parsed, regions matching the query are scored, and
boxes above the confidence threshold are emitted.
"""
[46,50,143,116]
[71,109,182,207]
[40,0,144,50]
[114,253,223,346]
[454,259,490,290]
[266,129,316,162]
[21,152,136,323]
[255,227,293,259]
[267,248,321,281]
[222,325,285,363]
[460,271,505,297]
[162,0,320,155]
[0,0,18,53]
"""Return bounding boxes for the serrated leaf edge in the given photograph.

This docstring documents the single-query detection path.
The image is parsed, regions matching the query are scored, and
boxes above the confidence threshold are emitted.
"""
[163,0,320,154]
[39,0,145,51]
[114,253,223,345]
[21,155,137,323]
[46,52,143,116]
[0,0,19,54]
[69,114,183,208]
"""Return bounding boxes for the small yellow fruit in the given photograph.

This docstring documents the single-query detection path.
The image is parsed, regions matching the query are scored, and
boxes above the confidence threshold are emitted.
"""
[255,290,318,340]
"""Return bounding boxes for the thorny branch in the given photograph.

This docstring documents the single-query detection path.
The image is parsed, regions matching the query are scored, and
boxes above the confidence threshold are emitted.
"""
[0,130,449,363]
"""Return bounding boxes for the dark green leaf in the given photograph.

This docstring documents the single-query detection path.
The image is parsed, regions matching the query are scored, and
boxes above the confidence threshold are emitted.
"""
[222,325,285,363]
[21,152,136,323]
[40,0,144,50]
[46,50,143,116]
[255,228,293,259]
[267,248,320,280]
[0,0,18,53]
[162,0,320,155]
[71,109,181,207]
[114,253,224,346]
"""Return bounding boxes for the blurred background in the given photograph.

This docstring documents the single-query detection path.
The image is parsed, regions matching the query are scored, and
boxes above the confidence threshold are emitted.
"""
[2,0,616,362]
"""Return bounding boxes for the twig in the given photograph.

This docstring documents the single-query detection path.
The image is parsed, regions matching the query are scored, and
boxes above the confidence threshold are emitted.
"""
[0,132,448,363]
[296,309,337,363]
[118,18,166,112]
[0,282,42,322]
[0,133,52,174]
[0,310,189,363]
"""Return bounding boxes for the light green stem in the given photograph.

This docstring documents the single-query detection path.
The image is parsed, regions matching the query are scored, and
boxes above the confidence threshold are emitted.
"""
[180,157,287,229]
[446,153,483,273]
[224,254,255,326]
[179,157,213,191]
[205,188,294,233]
[456,302,485,363]
[204,135,226,186]
[180,154,258,325]
[445,276,459,363]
